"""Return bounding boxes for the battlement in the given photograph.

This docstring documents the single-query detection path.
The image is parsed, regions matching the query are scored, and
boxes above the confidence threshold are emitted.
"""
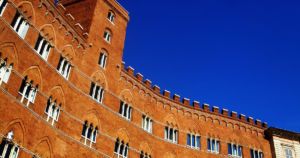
[122,64,268,129]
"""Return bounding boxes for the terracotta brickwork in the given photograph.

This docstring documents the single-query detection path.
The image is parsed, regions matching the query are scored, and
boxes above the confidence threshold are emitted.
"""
[0,0,272,158]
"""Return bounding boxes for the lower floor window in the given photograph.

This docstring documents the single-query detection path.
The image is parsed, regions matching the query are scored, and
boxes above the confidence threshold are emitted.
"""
[81,121,98,147]
[207,138,220,154]
[0,131,19,158]
[228,143,243,157]
[19,77,38,106]
[114,138,129,158]
[164,126,178,143]
[45,97,61,126]
[250,149,263,158]
[187,133,200,149]
[140,151,151,158]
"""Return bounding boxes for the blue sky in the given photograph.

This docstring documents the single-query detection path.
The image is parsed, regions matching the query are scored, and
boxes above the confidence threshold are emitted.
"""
[118,0,300,132]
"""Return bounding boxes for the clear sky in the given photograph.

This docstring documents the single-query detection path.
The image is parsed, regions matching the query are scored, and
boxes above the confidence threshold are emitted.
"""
[117,0,300,132]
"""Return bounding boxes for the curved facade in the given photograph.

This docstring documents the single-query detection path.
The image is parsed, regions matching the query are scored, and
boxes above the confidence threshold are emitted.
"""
[0,0,273,158]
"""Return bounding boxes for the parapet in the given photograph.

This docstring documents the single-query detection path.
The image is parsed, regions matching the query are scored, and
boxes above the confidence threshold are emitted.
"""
[122,64,268,129]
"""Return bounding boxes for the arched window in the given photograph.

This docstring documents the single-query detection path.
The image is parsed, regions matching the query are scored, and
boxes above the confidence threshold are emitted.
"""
[107,11,115,23]
[0,131,20,158]
[81,121,98,147]
[140,151,151,158]
[98,50,107,68]
[34,34,52,60]
[142,115,152,133]
[187,133,200,149]
[164,125,178,144]
[89,82,104,103]
[0,0,7,16]
[228,143,242,157]
[114,138,129,158]
[11,11,30,39]
[57,56,72,79]
[45,97,61,126]
[19,76,38,106]
[119,101,132,121]
[207,138,220,154]
[103,29,112,43]
[0,57,13,85]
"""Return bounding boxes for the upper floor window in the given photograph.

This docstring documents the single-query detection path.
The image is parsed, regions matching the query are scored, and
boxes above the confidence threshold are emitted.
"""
[19,77,38,106]
[103,30,112,43]
[228,143,243,157]
[81,121,98,147]
[89,82,104,103]
[11,12,29,39]
[107,11,115,23]
[0,131,20,158]
[142,115,152,133]
[140,151,151,158]
[45,97,61,126]
[119,101,132,120]
[285,147,294,158]
[207,138,220,154]
[164,126,178,144]
[34,34,51,60]
[0,0,7,16]
[57,56,72,79]
[250,149,263,158]
[0,57,12,85]
[98,51,107,68]
[114,138,129,158]
[187,133,200,149]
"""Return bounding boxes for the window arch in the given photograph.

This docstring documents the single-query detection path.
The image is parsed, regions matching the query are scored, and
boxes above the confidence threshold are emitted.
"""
[114,138,129,158]
[81,121,99,147]
[0,131,20,158]
[98,49,108,68]
[107,11,115,23]
[103,29,112,43]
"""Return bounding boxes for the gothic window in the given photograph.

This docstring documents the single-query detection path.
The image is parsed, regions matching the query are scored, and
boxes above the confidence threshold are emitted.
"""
[107,11,115,23]
[142,115,152,133]
[57,56,72,79]
[89,82,104,103]
[98,51,107,68]
[34,34,51,60]
[140,151,151,158]
[228,143,243,157]
[119,101,132,120]
[103,30,112,43]
[0,0,7,16]
[164,126,178,144]
[114,138,129,158]
[0,57,12,85]
[207,138,220,154]
[81,121,98,147]
[45,97,61,126]
[11,12,30,39]
[19,77,38,106]
[250,149,263,158]
[285,148,294,158]
[187,133,200,149]
[0,131,19,158]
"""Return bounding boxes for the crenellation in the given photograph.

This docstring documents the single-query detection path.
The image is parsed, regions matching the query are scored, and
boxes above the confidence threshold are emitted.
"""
[263,122,268,128]
[248,117,254,125]
[222,108,229,116]
[212,106,219,114]
[256,119,262,127]
[126,66,135,76]
[144,79,152,88]
[231,111,238,118]
[163,90,171,98]
[136,73,144,82]
[203,103,210,112]
[239,114,247,122]
[173,94,180,102]
[182,98,190,106]
[193,101,201,109]
[153,85,161,94]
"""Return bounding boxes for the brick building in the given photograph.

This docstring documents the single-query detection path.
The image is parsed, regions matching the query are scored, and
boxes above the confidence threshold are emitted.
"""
[0,0,281,157]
